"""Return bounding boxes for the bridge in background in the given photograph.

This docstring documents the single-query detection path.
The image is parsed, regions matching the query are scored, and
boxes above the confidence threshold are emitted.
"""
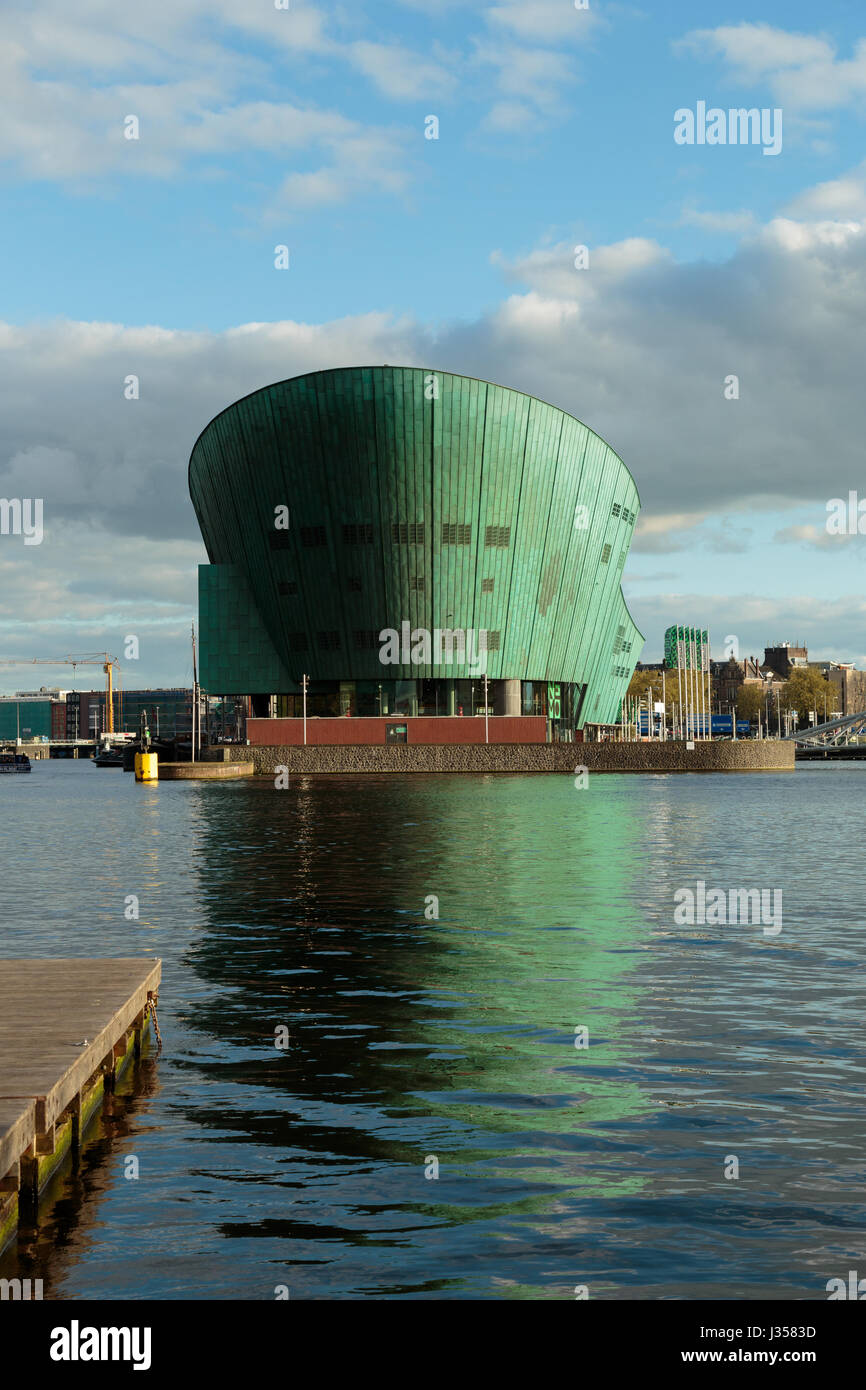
[785,710,866,757]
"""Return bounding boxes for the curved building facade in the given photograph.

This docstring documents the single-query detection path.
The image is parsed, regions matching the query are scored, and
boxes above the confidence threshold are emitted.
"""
[190,366,643,734]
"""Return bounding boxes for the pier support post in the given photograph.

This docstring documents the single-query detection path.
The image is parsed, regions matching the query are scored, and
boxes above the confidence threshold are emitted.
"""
[19,1145,39,1218]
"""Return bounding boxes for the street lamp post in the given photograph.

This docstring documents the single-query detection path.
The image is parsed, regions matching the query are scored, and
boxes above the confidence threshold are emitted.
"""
[483,673,489,744]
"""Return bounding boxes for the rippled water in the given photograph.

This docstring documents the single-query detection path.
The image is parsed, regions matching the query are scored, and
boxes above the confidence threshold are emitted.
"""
[1,759,864,1300]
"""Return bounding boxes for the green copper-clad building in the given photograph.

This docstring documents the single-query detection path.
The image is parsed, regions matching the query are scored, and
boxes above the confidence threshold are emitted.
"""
[189,366,643,737]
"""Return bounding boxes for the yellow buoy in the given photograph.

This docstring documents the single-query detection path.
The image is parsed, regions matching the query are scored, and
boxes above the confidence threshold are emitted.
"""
[134,751,158,782]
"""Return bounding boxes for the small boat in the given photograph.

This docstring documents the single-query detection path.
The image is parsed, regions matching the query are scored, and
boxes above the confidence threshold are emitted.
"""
[93,748,125,767]
[0,748,31,773]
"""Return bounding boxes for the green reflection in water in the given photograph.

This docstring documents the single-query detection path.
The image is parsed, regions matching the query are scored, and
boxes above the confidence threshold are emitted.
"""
[185,774,654,1273]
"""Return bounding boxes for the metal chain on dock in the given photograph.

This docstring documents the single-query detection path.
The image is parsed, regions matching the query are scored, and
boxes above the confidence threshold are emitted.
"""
[145,996,163,1052]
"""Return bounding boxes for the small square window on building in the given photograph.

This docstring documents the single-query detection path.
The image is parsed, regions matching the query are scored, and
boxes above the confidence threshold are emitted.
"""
[484,525,511,547]
[342,524,374,545]
[289,632,308,651]
[300,526,327,547]
[353,630,380,650]
[391,522,425,544]
[277,581,298,596]
[442,523,472,544]
[611,503,621,517]
[409,576,425,592]
[316,631,341,651]
[600,543,612,563]
[268,531,292,550]
[481,578,494,593]
[347,575,362,593]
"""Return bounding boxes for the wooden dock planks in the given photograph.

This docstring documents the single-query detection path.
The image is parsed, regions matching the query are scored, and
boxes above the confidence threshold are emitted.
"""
[0,957,161,1243]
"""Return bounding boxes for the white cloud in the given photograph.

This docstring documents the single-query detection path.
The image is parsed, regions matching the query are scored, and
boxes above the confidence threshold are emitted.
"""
[680,208,758,235]
[758,217,862,252]
[485,0,602,43]
[492,236,668,300]
[677,23,830,81]
[631,512,708,553]
[348,41,456,101]
[626,589,866,663]
[271,127,412,211]
[0,2,420,200]
[481,101,538,134]
[473,40,576,120]
[677,23,866,114]
[783,164,866,221]
[469,0,606,132]
[774,524,858,550]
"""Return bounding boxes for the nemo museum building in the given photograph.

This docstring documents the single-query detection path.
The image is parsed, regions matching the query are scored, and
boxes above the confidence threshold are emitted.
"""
[189,367,643,746]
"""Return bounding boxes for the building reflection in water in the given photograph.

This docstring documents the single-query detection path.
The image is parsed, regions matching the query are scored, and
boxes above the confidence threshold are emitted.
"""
[177,774,651,1290]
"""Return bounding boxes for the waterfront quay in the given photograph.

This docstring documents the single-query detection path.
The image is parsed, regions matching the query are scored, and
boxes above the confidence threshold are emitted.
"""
[0,958,161,1254]
[244,737,795,774]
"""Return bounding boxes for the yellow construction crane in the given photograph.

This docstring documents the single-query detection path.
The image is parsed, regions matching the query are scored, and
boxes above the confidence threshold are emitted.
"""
[0,654,121,733]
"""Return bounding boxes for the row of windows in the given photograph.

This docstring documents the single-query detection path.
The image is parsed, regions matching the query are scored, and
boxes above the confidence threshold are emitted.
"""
[287,630,504,654]
[611,503,637,525]
[269,523,513,549]
[392,523,425,544]
[612,665,631,679]
[275,519,633,554]
[485,526,511,548]
[277,576,498,597]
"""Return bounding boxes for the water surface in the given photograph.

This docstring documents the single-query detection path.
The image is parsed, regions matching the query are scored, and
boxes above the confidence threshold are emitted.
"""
[1,760,863,1299]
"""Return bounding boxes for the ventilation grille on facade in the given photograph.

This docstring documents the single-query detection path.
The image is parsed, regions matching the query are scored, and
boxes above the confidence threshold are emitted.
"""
[268,531,292,550]
[353,630,380,650]
[391,523,425,544]
[316,631,341,651]
[277,581,297,596]
[442,523,471,544]
[484,525,511,547]
[300,526,327,547]
[622,507,635,525]
[613,665,629,679]
[612,503,621,517]
[619,550,627,570]
[289,632,308,651]
[410,576,425,592]
[342,524,374,545]
[481,578,494,593]
[347,575,362,593]
[601,543,612,564]
[485,630,501,651]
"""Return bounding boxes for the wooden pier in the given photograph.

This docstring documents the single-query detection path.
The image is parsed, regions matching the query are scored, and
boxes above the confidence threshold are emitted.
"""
[0,957,161,1254]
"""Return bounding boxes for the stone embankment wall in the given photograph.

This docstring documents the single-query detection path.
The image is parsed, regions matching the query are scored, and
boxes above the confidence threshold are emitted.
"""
[158,761,254,779]
[247,741,795,775]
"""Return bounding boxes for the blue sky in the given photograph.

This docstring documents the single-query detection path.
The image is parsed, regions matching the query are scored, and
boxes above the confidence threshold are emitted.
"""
[2,0,866,687]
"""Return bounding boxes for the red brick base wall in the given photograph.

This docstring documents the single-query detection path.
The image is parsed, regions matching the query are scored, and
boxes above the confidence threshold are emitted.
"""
[247,715,548,746]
